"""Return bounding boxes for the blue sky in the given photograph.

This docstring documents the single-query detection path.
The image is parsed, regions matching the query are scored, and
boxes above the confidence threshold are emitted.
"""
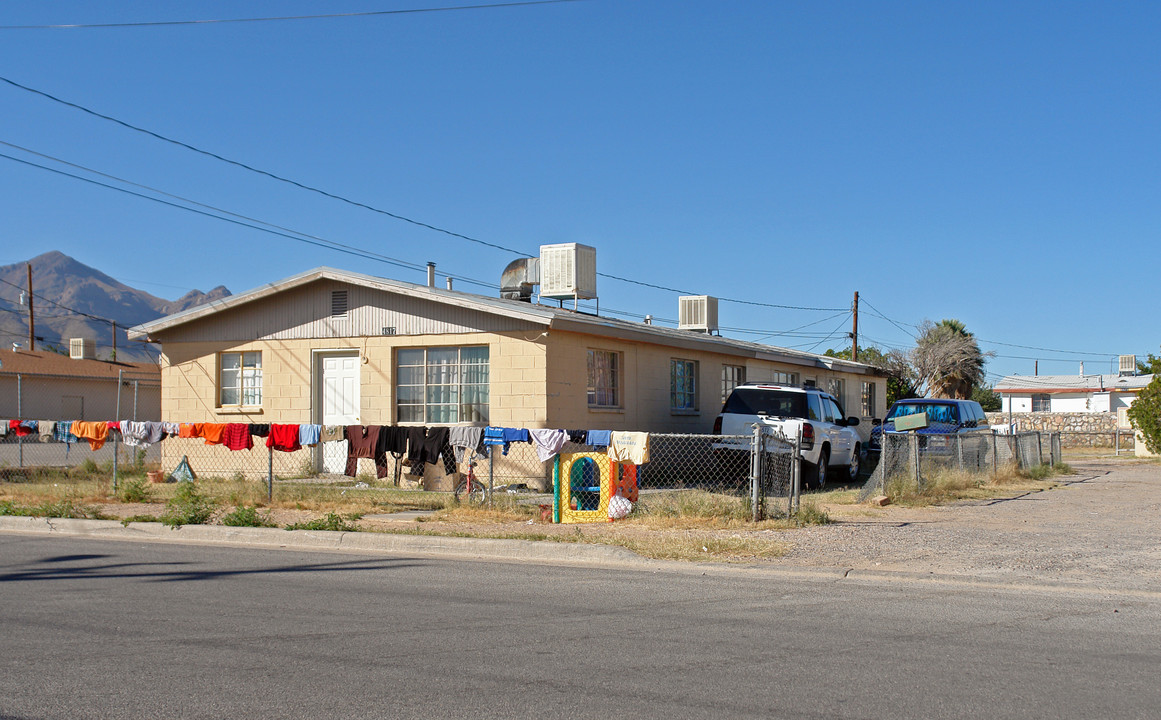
[1,0,1158,383]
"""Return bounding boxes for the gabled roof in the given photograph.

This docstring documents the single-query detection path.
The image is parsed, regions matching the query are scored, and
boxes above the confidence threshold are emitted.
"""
[0,349,158,381]
[995,373,1153,393]
[129,266,884,376]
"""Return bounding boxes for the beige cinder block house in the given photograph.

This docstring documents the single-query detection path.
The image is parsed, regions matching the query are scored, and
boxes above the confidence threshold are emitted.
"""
[128,267,885,482]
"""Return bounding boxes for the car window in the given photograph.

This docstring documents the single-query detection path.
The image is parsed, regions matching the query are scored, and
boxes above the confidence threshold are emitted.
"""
[722,388,807,418]
[806,394,822,421]
[888,402,959,425]
[821,398,836,423]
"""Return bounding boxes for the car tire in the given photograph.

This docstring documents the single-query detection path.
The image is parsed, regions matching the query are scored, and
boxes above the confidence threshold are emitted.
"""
[846,443,861,482]
[805,447,830,490]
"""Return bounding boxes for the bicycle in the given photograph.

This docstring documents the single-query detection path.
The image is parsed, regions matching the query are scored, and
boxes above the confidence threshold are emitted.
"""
[453,449,488,503]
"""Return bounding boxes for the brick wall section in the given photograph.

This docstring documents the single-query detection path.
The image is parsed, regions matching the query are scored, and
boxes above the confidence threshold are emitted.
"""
[985,411,1135,449]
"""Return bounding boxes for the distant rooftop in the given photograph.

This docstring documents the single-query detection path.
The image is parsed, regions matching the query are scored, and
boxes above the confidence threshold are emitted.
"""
[995,373,1153,393]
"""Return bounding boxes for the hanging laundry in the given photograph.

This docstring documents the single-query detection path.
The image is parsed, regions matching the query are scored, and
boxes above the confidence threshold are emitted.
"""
[54,421,77,445]
[406,426,428,468]
[142,422,167,444]
[120,421,150,447]
[298,424,322,447]
[448,426,484,463]
[71,421,109,450]
[320,425,345,443]
[222,423,253,451]
[37,421,55,443]
[249,423,270,438]
[201,423,228,446]
[409,427,456,476]
[178,423,197,438]
[0,422,7,438]
[482,426,505,455]
[11,420,33,437]
[161,421,181,436]
[267,424,301,452]
[586,429,612,448]
[528,428,568,462]
[344,425,385,477]
[608,431,650,465]
[566,429,588,444]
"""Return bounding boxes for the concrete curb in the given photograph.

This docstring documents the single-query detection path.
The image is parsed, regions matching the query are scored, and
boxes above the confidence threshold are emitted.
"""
[0,516,651,567]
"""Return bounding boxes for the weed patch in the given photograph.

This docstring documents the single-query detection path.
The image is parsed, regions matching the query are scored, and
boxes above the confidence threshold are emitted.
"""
[285,512,363,532]
[118,476,152,503]
[221,506,277,528]
[161,482,218,528]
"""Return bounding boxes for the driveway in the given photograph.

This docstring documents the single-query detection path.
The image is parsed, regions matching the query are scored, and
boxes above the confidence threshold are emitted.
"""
[779,458,1161,592]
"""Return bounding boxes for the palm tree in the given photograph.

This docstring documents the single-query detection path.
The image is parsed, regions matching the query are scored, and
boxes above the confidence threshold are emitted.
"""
[911,319,990,399]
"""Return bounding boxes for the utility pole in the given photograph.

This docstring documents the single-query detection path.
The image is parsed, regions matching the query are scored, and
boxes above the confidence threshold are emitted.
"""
[851,291,859,362]
[112,321,117,362]
[26,263,34,352]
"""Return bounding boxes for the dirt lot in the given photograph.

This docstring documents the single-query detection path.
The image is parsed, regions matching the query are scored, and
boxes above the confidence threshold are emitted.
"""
[780,458,1161,590]
[89,458,1159,588]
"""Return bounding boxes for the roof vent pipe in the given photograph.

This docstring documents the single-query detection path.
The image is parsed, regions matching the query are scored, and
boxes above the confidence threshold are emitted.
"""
[644,315,653,325]
[446,277,454,291]
[427,262,436,288]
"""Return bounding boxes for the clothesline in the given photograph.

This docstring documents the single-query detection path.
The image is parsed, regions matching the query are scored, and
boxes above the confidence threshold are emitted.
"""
[2,419,651,476]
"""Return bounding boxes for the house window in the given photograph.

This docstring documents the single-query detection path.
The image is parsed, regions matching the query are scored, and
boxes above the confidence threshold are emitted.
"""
[587,349,621,408]
[722,365,746,403]
[862,381,876,417]
[396,346,489,424]
[771,371,799,386]
[220,351,262,406]
[671,359,698,411]
[1032,394,1051,412]
[803,378,817,388]
[828,378,845,406]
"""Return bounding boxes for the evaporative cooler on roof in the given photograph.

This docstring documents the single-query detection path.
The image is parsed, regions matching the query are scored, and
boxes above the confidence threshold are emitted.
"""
[539,243,597,303]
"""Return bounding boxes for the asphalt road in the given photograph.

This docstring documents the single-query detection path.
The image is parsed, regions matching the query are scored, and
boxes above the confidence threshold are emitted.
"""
[2,535,1159,720]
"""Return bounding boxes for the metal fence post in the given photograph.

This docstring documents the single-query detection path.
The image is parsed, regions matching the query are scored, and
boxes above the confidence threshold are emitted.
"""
[16,373,22,469]
[1115,429,1120,456]
[267,445,273,501]
[750,423,762,522]
[488,449,495,509]
[956,434,963,470]
[991,432,998,478]
[113,370,122,494]
[910,432,921,491]
[133,380,139,421]
[1037,432,1044,466]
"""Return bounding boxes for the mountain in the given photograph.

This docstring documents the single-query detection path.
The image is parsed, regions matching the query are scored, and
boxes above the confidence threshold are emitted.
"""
[0,251,231,362]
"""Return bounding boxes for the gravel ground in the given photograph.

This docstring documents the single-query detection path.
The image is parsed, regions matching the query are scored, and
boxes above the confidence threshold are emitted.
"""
[776,458,1161,590]
[87,458,1160,590]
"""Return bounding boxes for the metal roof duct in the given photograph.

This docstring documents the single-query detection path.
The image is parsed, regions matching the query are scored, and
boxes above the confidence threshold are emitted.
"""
[500,257,540,302]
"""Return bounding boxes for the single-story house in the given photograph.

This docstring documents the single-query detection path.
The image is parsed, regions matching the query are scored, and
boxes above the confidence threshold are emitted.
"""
[0,346,160,422]
[995,373,1152,414]
[128,266,886,481]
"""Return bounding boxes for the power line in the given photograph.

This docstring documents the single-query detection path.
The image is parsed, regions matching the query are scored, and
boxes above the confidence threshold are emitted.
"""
[0,1,583,30]
[0,75,847,313]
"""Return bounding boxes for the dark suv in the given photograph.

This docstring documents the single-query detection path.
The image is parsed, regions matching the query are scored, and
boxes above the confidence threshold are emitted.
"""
[868,398,990,454]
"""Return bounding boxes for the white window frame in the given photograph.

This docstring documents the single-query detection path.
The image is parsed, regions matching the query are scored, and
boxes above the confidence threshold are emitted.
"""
[771,371,799,386]
[219,351,263,407]
[396,346,489,424]
[587,349,621,408]
[671,358,698,412]
[722,364,746,404]
[861,381,876,417]
[1032,393,1051,413]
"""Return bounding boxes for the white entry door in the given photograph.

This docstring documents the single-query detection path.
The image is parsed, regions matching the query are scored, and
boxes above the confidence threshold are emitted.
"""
[319,353,360,474]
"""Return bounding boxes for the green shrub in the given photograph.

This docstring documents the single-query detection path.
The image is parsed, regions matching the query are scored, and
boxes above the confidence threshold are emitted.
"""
[222,506,276,528]
[285,512,362,532]
[162,482,217,528]
[118,476,152,503]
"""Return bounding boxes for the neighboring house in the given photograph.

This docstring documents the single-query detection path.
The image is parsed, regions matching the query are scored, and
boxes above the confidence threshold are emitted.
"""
[995,373,1152,414]
[127,266,886,479]
[0,344,160,422]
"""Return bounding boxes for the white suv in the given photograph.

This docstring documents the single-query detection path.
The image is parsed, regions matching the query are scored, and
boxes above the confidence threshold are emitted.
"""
[712,383,862,489]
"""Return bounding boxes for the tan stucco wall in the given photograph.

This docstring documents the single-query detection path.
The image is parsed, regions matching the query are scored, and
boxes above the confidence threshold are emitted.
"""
[544,329,885,434]
[158,332,546,479]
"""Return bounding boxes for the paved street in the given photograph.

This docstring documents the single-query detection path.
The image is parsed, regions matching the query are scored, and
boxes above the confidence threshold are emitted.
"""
[2,534,1159,719]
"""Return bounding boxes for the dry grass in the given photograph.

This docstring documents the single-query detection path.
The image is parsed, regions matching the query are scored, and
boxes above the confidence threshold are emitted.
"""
[879,462,1072,507]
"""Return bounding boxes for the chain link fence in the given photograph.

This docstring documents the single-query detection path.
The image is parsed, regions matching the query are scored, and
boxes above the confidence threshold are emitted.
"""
[858,430,1063,501]
[2,422,806,521]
